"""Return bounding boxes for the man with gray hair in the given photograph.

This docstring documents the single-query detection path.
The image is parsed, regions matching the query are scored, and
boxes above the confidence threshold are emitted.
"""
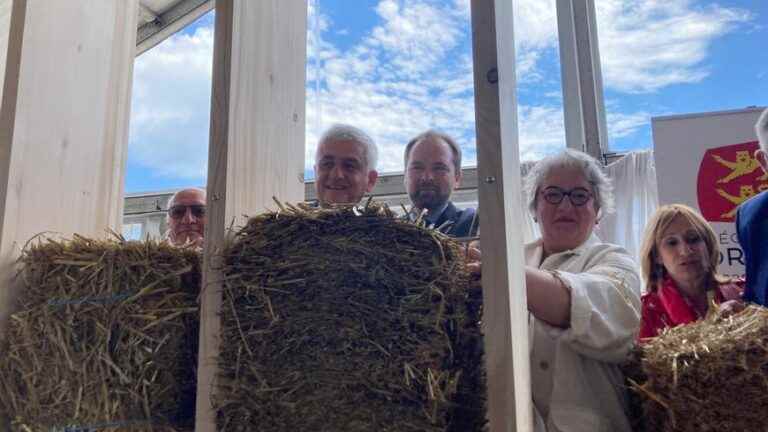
[736,107,768,306]
[314,124,379,206]
[404,130,477,237]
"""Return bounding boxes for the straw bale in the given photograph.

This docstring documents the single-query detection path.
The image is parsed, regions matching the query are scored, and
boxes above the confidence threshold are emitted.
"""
[215,202,486,432]
[626,305,768,432]
[0,235,201,431]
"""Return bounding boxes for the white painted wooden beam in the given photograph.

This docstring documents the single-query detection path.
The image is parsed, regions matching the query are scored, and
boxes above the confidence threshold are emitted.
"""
[557,0,609,159]
[194,0,307,430]
[471,0,533,430]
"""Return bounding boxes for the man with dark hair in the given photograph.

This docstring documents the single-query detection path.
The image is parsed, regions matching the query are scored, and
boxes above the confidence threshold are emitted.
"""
[165,188,206,248]
[736,108,768,306]
[404,130,477,237]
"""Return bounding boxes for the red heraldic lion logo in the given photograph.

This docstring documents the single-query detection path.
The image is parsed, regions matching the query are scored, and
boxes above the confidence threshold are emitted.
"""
[697,141,766,222]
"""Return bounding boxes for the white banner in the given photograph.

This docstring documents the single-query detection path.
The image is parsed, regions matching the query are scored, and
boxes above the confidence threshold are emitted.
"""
[652,107,766,278]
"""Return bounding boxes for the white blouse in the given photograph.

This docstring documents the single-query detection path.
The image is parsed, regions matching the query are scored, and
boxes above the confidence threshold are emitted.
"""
[526,234,641,432]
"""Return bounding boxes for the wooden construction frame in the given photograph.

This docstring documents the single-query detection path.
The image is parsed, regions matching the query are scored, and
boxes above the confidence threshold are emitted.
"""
[557,0,609,159]
[0,0,138,334]
[0,0,138,428]
[194,0,530,429]
[0,0,532,430]
[194,0,307,430]
[471,0,532,430]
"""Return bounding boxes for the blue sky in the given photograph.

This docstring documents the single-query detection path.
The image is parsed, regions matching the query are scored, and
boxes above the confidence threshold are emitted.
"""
[124,0,767,193]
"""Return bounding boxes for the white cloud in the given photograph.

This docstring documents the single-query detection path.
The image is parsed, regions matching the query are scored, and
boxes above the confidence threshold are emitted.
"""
[517,105,566,161]
[127,0,750,183]
[128,25,213,180]
[307,0,478,174]
[606,111,649,140]
[369,0,463,77]
[510,0,750,92]
[514,0,558,50]
[595,0,751,93]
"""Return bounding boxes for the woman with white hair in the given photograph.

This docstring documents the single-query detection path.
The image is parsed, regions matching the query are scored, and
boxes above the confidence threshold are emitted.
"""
[522,149,641,432]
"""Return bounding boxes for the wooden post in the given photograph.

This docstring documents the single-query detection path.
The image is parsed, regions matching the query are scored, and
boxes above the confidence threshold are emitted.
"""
[0,0,137,428]
[0,1,12,104]
[471,0,533,431]
[557,0,609,159]
[0,0,138,334]
[194,1,307,430]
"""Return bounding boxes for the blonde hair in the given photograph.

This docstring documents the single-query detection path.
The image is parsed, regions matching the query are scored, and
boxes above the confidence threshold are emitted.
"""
[639,204,722,291]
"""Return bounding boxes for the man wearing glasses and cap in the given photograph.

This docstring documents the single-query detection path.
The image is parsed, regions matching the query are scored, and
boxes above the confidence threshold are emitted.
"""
[165,188,206,248]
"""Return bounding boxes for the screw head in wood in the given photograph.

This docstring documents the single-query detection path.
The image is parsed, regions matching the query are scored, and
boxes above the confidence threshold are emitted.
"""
[487,67,498,84]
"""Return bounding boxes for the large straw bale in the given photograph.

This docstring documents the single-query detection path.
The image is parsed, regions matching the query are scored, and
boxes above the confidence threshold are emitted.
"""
[627,305,768,432]
[0,236,201,431]
[214,202,486,432]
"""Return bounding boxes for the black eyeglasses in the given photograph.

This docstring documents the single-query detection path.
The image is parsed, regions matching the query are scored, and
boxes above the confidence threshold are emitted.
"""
[540,187,593,207]
[168,204,206,219]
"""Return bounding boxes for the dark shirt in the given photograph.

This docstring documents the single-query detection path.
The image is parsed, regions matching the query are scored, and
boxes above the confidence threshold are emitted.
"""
[736,191,768,306]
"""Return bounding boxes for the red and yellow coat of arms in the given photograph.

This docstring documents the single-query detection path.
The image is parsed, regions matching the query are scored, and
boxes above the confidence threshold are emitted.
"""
[697,141,768,222]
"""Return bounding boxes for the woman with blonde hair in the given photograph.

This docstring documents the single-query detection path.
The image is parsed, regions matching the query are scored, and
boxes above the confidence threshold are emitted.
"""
[638,204,744,340]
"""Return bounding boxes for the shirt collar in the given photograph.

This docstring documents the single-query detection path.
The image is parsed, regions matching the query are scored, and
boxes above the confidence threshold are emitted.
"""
[658,275,721,325]
[525,233,601,267]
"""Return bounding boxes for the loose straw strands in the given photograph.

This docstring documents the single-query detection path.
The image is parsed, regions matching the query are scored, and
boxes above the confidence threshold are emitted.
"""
[0,235,201,432]
[625,305,768,432]
[214,202,486,432]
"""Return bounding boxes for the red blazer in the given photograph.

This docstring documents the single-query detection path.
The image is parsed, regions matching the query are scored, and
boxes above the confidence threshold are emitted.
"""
[638,276,744,341]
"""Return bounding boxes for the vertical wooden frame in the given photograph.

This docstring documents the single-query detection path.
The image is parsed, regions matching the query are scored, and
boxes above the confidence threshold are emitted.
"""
[471,0,533,431]
[0,0,138,427]
[195,1,308,430]
[556,0,608,159]
[0,0,138,334]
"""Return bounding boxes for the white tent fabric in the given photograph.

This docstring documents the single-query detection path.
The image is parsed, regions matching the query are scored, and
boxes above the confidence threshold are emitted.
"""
[520,161,541,243]
[595,150,659,260]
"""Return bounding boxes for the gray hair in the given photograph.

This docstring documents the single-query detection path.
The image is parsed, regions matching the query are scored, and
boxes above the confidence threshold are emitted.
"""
[316,124,378,171]
[524,149,614,217]
[757,108,768,153]
[404,130,462,173]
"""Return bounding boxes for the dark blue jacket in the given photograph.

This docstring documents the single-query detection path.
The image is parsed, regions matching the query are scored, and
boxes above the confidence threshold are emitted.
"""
[736,191,768,306]
[424,201,479,238]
